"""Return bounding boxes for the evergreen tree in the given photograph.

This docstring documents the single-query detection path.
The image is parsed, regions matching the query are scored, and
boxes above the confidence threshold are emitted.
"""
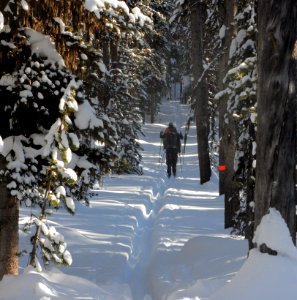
[215,1,257,240]
[0,0,153,277]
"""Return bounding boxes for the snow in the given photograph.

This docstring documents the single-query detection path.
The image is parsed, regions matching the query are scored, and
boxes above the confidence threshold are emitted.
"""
[229,38,237,59]
[80,53,88,60]
[56,186,66,198]
[253,208,297,259]
[59,79,80,113]
[68,133,79,149]
[210,209,297,300]
[43,119,62,157]
[53,17,66,33]
[236,29,247,46]
[1,40,16,49]
[84,0,151,27]
[0,12,4,31]
[0,74,16,86]
[74,100,104,130]
[21,0,29,11]
[65,197,75,213]
[219,25,226,40]
[131,7,152,27]
[20,90,33,98]
[84,0,105,18]
[97,61,108,74]
[0,136,3,153]
[1,99,297,299]
[63,250,73,266]
[228,29,249,59]
[25,28,65,67]
[2,136,25,164]
[61,168,77,182]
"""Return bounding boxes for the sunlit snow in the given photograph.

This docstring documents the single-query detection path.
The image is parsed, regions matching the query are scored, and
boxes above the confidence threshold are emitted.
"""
[25,28,65,67]
[1,98,297,300]
[0,12,4,31]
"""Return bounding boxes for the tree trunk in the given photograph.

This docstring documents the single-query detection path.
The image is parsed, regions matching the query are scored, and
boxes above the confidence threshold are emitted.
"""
[244,118,256,248]
[102,38,110,70]
[0,157,19,280]
[110,38,119,70]
[216,0,240,228]
[223,126,240,229]
[255,0,297,244]
[190,2,211,184]
[218,0,237,195]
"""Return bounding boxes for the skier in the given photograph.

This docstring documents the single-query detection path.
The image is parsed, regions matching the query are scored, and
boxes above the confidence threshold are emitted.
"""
[160,122,183,178]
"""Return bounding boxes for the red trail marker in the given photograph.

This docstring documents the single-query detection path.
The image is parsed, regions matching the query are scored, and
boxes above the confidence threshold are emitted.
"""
[218,165,227,172]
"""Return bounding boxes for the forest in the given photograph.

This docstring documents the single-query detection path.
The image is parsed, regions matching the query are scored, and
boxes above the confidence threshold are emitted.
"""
[0,0,296,299]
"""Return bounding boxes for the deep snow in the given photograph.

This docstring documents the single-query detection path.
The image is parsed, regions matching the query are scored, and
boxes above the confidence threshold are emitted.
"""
[1,98,297,300]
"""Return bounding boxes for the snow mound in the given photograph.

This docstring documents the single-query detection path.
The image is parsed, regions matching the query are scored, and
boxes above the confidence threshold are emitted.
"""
[253,208,297,259]
[209,208,297,300]
[165,236,247,300]
[0,266,132,300]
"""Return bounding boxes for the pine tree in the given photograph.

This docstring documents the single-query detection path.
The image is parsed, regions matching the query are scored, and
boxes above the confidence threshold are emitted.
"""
[0,0,153,277]
[215,1,257,238]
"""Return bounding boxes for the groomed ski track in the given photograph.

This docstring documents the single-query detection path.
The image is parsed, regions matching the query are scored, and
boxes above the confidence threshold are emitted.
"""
[53,98,224,300]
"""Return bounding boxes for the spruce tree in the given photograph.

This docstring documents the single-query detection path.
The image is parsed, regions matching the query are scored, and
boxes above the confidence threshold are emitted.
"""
[0,0,153,277]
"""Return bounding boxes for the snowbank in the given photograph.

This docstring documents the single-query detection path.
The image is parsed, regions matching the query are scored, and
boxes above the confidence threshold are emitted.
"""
[0,266,132,300]
[209,209,297,300]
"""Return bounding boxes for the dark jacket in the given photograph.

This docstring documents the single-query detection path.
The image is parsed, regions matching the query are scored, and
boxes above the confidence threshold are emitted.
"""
[160,127,183,153]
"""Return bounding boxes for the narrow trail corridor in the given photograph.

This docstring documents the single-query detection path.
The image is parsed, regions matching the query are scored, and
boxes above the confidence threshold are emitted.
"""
[65,98,223,300]
[18,98,246,300]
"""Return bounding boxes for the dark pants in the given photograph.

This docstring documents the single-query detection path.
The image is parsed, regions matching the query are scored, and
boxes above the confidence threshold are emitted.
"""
[166,148,178,177]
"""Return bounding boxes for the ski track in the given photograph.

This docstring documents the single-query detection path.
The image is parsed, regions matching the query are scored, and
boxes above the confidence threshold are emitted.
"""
[18,98,222,300]
[84,99,220,300]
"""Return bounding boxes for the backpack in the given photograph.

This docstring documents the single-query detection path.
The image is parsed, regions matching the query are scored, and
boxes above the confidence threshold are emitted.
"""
[163,128,178,149]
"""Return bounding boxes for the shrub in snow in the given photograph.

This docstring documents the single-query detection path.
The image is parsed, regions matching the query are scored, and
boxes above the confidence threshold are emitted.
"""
[26,218,73,267]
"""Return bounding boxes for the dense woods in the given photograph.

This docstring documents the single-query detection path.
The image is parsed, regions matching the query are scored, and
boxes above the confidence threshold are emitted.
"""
[0,0,296,283]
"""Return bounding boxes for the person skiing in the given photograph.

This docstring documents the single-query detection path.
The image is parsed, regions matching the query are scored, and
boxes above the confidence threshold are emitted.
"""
[160,122,183,178]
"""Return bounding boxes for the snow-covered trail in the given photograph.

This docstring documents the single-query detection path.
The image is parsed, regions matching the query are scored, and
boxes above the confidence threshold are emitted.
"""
[134,100,224,299]
[17,98,247,300]
[62,98,223,299]
[5,98,297,300]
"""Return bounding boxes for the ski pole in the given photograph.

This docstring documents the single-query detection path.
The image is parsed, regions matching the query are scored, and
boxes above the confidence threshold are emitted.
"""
[161,150,165,166]
[179,154,182,172]
[159,139,162,162]
[158,150,164,171]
